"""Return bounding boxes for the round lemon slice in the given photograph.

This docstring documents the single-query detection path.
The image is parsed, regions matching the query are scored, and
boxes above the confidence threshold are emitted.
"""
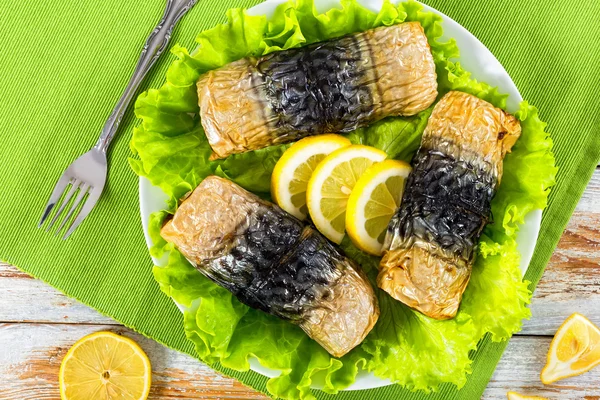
[346,160,411,256]
[541,313,600,384]
[272,134,351,219]
[59,331,151,400]
[507,392,548,400]
[306,145,387,244]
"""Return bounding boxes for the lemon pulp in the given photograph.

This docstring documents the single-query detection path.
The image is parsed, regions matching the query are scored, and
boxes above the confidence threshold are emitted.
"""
[306,145,387,243]
[541,313,600,384]
[289,153,328,215]
[271,134,351,219]
[345,160,411,255]
[364,175,406,243]
[59,331,151,400]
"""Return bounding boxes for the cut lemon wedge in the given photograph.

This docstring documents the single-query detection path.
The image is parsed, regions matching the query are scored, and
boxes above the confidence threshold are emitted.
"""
[507,391,548,400]
[346,159,411,255]
[541,313,600,384]
[271,134,351,219]
[59,331,151,400]
[306,145,387,243]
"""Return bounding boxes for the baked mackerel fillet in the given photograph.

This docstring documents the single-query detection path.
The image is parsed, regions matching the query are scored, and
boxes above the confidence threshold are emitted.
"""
[379,91,521,320]
[198,22,437,159]
[161,176,379,357]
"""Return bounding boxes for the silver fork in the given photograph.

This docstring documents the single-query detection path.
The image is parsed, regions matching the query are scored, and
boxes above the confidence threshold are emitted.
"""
[38,0,197,239]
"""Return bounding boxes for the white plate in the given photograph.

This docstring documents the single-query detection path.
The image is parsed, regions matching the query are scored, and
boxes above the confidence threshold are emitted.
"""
[139,0,542,391]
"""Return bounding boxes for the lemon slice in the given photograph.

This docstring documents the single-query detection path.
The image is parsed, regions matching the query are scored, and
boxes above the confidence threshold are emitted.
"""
[307,145,387,243]
[507,392,548,400]
[346,159,411,255]
[541,313,600,384]
[271,134,351,219]
[59,331,151,400]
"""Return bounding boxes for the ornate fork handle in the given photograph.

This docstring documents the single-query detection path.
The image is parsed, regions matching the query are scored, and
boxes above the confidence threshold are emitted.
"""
[95,0,198,153]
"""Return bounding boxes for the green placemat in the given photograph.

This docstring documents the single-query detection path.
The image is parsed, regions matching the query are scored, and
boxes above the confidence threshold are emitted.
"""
[1,0,598,399]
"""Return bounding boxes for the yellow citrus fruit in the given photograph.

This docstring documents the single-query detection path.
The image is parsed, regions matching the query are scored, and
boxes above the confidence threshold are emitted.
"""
[306,145,387,243]
[59,331,151,400]
[346,159,411,255]
[271,134,351,219]
[541,313,600,384]
[507,391,548,400]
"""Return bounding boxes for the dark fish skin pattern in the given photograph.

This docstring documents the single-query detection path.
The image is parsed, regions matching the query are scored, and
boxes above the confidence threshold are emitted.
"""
[207,207,344,323]
[161,176,379,356]
[387,148,496,264]
[257,34,373,136]
[198,22,438,159]
[207,206,303,300]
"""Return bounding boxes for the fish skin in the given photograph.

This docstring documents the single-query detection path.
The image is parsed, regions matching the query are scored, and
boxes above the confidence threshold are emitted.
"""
[379,91,521,320]
[198,22,437,159]
[161,176,379,357]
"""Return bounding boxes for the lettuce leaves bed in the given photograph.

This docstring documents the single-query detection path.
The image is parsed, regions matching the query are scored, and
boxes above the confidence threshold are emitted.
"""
[129,1,557,398]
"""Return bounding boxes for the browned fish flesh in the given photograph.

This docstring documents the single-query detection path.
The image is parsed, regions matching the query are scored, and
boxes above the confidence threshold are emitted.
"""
[198,22,437,159]
[378,91,521,320]
[161,176,379,357]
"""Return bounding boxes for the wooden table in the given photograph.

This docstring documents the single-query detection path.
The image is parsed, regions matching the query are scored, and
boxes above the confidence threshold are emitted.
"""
[2,170,599,400]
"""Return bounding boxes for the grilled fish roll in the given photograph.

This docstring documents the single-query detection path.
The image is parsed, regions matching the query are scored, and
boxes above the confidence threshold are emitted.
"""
[198,22,437,159]
[161,176,379,357]
[379,91,521,320]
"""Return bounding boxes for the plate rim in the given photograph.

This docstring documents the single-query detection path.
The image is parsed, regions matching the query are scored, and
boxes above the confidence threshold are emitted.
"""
[138,0,542,391]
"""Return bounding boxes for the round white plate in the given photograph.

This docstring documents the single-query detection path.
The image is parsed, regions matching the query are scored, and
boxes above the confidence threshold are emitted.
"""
[139,0,542,391]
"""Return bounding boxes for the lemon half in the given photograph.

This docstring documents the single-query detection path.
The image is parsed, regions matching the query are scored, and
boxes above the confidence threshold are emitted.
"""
[541,313,600,384]
[59,331,151,400]
[306,145,387,243]
[346,159,411,255]
[271,134,351,219]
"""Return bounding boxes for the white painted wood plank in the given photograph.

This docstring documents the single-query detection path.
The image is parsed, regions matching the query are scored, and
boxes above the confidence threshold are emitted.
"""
[0,323,268,399]
[0,263,115,325]
[522,169,600,335]
[523,214,600,335]
[2,323,599,400]
[574,168,600,214]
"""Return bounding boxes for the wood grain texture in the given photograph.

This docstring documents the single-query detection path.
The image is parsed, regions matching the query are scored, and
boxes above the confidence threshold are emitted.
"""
[0,168,598,399]
[523,171,600,335]
[0,264,115,325]
[3,323,599,400]
[0,323,268,400]
[486,336,600,400]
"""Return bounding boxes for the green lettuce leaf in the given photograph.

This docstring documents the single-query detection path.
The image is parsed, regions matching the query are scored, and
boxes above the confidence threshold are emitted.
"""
[346,110,432,163]
[214,144,290,197]
[340,238,477,391]
[130,0,557,398]
[462,237,532,341]
[364,295,477,391]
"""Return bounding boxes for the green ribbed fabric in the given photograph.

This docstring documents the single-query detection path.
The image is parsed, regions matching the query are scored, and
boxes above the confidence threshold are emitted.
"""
[1,0,598,399]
